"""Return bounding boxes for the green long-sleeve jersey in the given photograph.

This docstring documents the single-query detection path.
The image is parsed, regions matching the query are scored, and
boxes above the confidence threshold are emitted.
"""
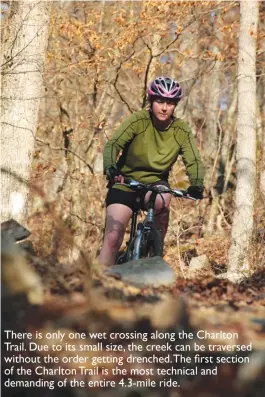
[103,109,204,188]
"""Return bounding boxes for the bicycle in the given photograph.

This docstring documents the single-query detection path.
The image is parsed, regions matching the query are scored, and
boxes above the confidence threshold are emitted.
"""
[115,179,198,264]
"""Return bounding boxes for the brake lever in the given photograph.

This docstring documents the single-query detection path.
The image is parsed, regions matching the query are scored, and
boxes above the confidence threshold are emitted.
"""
[128,179,141,187]
[172,189,198,201]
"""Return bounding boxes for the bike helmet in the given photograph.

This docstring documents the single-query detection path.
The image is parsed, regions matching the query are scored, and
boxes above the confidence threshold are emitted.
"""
[147,76,183,101]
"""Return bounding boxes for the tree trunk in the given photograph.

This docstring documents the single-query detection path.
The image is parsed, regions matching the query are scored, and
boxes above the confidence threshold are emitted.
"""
[203,62,220,163]
[257,77,265,198]
[203,62,221,236]
[202,14,222,236]
[227,0,259,281]
[1,0,51,222]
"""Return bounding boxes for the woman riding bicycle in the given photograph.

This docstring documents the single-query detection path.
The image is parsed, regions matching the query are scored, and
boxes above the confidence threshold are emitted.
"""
[99,76,205,267]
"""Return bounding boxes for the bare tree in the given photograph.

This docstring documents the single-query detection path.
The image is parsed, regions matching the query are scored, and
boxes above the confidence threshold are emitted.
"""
[1,0,51,222]
[227,0,259,281]
[203,12,223,236]
[257,74,265,199]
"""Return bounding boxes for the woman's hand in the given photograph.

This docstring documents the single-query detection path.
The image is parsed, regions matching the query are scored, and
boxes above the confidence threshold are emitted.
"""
[105,166,124,183]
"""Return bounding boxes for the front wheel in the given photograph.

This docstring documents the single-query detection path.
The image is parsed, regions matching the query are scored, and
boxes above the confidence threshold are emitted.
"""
[142,227,163,258]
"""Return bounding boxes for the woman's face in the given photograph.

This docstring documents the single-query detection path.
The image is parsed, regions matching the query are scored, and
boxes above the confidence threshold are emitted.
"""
[151,97,176,122]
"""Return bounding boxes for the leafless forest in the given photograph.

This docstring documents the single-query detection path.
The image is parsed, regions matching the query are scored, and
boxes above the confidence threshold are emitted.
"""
[1,1,265,397]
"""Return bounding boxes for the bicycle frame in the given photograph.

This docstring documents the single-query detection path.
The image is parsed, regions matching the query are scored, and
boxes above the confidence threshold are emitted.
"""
[126,190,158,261]
[115,179,197,264]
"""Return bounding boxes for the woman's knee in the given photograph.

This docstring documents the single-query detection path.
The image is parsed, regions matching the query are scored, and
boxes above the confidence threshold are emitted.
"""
[105,229,124,250]
[103,204,132,251]
[144,192,171,212]
[154,194,171,212]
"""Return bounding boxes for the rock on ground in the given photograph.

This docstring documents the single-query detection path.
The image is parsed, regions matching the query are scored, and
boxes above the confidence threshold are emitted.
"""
[105,256,176,287]
[186,254,213,279]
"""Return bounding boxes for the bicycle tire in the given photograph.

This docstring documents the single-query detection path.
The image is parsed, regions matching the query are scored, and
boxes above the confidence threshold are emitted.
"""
[142,227,163,258]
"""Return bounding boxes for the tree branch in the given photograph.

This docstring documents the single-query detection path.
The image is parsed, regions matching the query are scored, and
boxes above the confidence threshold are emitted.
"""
[36,138,94,174]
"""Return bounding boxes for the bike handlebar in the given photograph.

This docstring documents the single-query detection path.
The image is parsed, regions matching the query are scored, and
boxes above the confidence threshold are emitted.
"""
[115,178,198,201]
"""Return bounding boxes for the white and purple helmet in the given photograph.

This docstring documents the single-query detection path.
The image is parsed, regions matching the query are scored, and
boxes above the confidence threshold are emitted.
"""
[147,76,183,101]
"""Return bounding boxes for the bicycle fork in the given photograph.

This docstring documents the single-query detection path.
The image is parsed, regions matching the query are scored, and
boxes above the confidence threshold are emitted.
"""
[132,191,157,260]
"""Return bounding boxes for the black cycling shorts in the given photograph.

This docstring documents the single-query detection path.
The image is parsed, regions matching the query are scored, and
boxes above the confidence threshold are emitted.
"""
[105,180,170,212]
[106,188,145,211]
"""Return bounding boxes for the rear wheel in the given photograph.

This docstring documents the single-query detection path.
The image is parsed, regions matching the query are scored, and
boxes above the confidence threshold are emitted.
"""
[142,227,163,258]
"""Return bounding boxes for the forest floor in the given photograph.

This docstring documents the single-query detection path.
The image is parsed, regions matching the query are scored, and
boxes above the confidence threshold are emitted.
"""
[25,232,265,397]
[3,216,265,397]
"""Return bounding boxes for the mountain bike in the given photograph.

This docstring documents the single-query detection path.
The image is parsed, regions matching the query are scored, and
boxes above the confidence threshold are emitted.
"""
[115,179,197,264]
